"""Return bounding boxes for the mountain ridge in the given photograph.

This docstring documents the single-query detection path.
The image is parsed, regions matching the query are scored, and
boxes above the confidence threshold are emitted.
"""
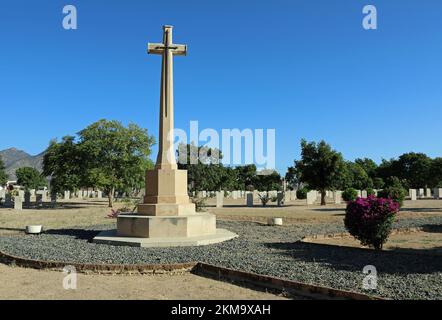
[0,148,45,180]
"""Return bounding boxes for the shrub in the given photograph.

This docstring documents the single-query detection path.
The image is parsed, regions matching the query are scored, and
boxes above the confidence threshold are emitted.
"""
[106,206,134,219]
[377,187,406,207]
[366,188,376,196]
[296,188,308,200]
[342,188,358,202]
[344,196,400,250]
[191,197,207,212]
[258,192,271,206]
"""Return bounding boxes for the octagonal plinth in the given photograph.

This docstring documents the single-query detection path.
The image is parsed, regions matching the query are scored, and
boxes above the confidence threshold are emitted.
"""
[116,212,216,238]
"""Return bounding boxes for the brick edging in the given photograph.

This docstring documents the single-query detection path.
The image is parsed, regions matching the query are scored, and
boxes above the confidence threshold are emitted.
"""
[0,250,197,274]
[195,263,385,300]
[0,250,386,300]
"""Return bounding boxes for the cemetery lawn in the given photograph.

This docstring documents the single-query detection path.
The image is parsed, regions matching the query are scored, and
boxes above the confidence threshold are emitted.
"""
[0,263,287,300]
[0,199,116,234]
[208,198,442,225]
[305,229,442,254]
[0,198,441,299]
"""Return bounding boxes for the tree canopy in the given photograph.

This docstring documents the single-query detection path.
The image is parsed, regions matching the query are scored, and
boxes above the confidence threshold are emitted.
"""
[288,139,442,205]
[16,167,47,190]
[0,156,7,186]
[43,119,155,207]
[295,139,346,205]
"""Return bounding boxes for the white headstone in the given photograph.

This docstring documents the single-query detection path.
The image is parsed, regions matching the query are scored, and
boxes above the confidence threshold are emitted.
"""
[306,190,317,205]
[426,188,432,198]
[418,188,425,198]
[361,190,368,198]
[64,190,70,200]
[410,189,417,201]
[97,190,103,199]
[18,190,25,201]
[216,191,224,208]
[14,196,22,210]
[334,191,342,204]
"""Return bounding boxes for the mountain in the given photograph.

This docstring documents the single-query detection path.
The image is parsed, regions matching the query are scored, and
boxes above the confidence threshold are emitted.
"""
[0,148,45,180]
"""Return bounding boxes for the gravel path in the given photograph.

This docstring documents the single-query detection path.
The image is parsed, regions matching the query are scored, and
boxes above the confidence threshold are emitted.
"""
[0,216,441,300]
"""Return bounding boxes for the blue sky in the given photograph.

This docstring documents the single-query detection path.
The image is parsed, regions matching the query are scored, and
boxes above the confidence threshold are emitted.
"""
[1,0,441,174]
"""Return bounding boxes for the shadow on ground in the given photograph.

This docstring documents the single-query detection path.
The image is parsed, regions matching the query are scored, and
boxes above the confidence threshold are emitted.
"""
[264,241,442,274]
[44,228,103,241]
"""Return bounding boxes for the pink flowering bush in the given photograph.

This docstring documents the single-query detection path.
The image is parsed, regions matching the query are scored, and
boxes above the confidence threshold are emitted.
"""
[344,195,400,250]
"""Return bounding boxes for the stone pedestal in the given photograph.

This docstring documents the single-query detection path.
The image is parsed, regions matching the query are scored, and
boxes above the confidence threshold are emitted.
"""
[94,167,237,247]
[93,25,236,247]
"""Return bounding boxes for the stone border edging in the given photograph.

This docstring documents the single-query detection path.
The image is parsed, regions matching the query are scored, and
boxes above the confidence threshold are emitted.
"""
[0,249,385,300]
[0,249,197,274]
[194,263,386,300]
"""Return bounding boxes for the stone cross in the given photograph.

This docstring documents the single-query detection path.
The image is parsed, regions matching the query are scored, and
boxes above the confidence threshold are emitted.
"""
[148,25,187,170]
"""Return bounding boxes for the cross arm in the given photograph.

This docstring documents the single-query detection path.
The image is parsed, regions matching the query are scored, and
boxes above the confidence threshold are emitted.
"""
[147,43,187,56]
[148,43,165,55]
[171,44,187,56]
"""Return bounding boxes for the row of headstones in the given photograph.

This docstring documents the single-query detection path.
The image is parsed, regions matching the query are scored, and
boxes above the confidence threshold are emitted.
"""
[212,190,288,208]
[409,188,442,200]
[194,190,295,200]
[305,190,380,205]
[64,190,103,200]
[0,189,103,210]
[305,190,346,205]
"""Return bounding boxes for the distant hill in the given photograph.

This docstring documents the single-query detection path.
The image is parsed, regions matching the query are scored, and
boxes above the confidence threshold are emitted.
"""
[0,148,45,180]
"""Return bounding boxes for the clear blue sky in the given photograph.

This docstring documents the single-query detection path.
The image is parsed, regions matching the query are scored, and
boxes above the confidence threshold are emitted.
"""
[1,0,441,174]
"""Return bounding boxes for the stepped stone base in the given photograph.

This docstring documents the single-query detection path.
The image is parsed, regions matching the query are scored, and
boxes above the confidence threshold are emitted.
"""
[93,228,237,248]
[116,212,217,238]
[137,203,196,216]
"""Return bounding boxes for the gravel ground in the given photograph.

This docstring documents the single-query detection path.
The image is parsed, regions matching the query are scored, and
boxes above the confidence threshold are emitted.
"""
[0,216,441,300]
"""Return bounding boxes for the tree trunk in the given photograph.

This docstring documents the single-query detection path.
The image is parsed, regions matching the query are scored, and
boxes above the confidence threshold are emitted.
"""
[321,190,326,205]
[108,188,114,208]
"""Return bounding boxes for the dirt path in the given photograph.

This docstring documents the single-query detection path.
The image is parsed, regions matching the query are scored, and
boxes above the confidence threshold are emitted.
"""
[0,264,287,300]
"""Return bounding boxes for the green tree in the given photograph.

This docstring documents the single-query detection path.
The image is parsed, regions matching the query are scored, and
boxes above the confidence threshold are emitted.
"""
[16,167,47,190]
[253,171,282,192]
[285,166,300,190]
[235,165,257,190]
[177,143,228,192]
[429,157,442,188]
[345,161,373,190]
[295,139,346,205]
[0,156,7,186]
[78,120,155,207]
[395,152,432,188]
[355,158,378,179]
[43,136,83,194]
